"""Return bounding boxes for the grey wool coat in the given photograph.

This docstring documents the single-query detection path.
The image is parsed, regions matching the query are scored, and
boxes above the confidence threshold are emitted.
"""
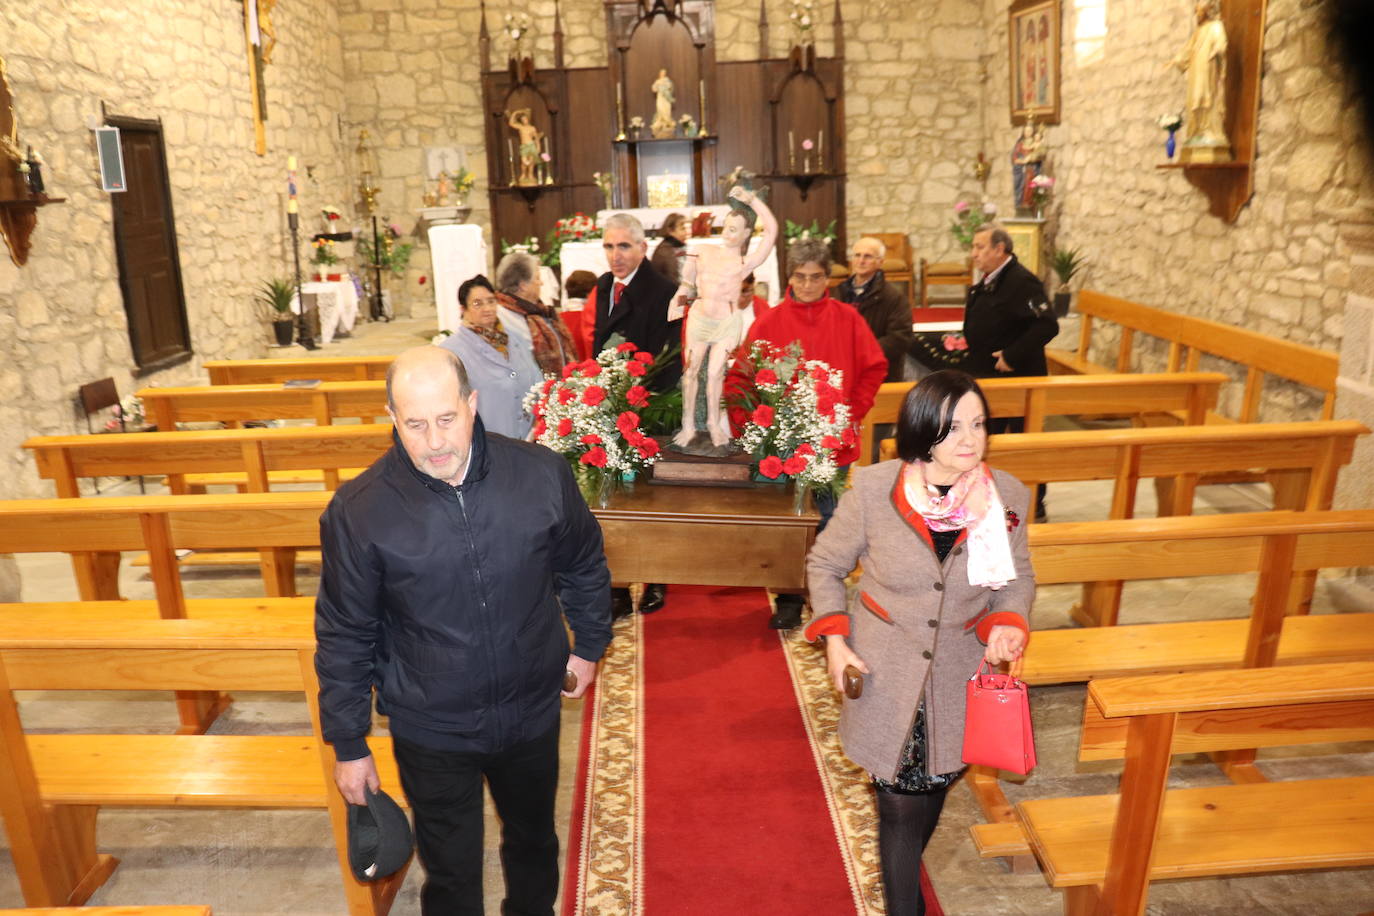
[806,460,1036,781]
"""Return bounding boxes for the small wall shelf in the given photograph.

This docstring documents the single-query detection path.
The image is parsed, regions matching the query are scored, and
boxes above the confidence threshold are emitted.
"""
[761,171,843,201]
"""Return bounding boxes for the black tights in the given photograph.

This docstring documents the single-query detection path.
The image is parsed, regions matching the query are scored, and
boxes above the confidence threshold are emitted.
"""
[877,786,949,916]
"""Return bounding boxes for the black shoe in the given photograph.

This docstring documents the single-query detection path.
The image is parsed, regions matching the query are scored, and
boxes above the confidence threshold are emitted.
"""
[639,583,667,614]
[769,595,805,630]
[611,588,633,620]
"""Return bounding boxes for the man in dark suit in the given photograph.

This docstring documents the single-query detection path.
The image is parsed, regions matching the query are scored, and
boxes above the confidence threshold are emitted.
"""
[962,223,1057,520]
[594,213,683,392]
[594,212,681,616]
[961,224,1058,379]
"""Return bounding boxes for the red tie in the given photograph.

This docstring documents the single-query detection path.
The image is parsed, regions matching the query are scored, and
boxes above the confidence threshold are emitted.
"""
[613,281,626,309]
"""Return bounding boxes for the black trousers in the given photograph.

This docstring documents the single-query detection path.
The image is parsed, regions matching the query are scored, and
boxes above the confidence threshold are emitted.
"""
[393,724,560,916]
[987,415,1047,514]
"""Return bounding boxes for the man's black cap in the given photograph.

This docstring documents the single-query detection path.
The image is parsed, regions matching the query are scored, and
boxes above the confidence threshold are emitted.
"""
[347,785,413,881]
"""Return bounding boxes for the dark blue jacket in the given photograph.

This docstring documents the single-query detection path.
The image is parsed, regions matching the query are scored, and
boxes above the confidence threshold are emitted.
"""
[314,417,612,760]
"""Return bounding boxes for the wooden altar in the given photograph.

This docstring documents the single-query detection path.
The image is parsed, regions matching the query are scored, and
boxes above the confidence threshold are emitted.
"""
[478,0,848,257]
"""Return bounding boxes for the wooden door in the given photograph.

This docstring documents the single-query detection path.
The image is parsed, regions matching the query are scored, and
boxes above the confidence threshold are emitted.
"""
[110,118,192,372]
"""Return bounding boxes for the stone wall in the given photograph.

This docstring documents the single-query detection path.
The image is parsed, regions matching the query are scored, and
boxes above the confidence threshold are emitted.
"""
[980,0,1373,420]
[0,0,351,499]
[336,0,985,311]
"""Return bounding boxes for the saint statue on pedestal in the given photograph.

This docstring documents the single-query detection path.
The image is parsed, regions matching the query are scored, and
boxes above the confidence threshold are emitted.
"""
[508,109,543,186]
[1011,117,1046,213]
[672,185,778,450]
[651,70,676,139]
[1169,0,1231,162]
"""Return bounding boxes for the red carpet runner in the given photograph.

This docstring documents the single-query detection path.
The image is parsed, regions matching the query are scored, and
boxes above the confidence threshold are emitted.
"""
[562,586,943,915]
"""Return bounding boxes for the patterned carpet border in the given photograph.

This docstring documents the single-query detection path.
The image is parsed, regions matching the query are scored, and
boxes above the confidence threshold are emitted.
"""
[780,627,888,916]
[567,612,642,915]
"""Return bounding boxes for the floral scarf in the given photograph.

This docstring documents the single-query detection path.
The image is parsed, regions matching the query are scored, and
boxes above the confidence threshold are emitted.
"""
[498,292,578,375]
[465,321,509,357]
[903,461,1016,590]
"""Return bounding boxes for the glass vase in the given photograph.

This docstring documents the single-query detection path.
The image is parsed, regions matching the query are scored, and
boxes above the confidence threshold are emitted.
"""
[791,480,811,515]
[1165,130,1177,159]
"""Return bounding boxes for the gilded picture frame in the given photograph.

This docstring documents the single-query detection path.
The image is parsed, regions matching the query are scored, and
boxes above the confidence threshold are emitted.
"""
[1009,0,1061,126]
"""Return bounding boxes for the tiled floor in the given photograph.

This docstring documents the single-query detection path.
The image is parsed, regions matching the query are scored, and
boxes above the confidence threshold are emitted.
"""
[1,314,1370,914]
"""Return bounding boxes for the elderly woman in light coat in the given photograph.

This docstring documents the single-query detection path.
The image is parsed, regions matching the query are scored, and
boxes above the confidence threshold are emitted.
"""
[804,369,1034,916]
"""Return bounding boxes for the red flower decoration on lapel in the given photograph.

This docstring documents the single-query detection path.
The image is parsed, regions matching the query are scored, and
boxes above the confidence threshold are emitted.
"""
[1005,508,1020,532]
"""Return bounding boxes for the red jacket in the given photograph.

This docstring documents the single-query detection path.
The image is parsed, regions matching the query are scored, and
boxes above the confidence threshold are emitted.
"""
[733,292,888,466]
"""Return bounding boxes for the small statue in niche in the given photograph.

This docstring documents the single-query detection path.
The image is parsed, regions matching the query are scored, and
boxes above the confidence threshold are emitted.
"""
[1011,117,1046,213]
[435,170,451,206]
[24,146,44,195]
[508,108,543,186]
[1168,0,1231,162]
[651,69,676,139]
[672,184,779,450]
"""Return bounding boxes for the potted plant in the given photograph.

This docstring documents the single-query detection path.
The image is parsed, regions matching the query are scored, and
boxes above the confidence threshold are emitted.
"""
[1051,246,1087,317]
[257,277,296,346]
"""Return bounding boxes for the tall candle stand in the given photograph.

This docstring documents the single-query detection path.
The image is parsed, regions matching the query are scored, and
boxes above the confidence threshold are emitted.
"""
[287,156,318,350]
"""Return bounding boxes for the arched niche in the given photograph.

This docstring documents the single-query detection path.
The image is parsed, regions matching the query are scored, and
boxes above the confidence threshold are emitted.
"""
[620,13,704,131]
[771,68,834,175]
[495,83,558,190]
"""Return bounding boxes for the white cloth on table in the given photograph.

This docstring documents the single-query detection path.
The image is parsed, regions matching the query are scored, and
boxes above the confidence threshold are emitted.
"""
[290,280,358,346]
[559,237,782,307]
[430,224,488,334]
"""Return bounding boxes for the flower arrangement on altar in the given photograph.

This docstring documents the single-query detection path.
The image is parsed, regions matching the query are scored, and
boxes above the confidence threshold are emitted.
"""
[321,205,344,230]
[524,344,663,505]
[540,212,601,270]
[311,237,340,266]
[728,341,853,501]
[783,218,837,245]
[950,200,997,249]
[1029,174,1055,212]
[788,0,818,47]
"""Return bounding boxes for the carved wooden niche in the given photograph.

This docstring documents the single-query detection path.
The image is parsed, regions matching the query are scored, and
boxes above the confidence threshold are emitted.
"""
[607,0,719,208]
[0,56,64,266]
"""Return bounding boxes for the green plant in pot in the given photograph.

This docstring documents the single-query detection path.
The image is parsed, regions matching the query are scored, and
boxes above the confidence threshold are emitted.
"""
[257,278,297,346]
[1051,246,1087,317]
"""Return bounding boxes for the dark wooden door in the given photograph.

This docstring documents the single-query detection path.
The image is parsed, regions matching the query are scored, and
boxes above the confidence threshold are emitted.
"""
[111,119,192,372]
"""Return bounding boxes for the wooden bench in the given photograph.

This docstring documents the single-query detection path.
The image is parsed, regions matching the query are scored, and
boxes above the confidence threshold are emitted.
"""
[204,356,393,386]
[0,617,409,915]
[1017,662,1374,914]
[139,381,390,429]
[1046,290,1339,423]
[858,371,1228,466]
[24,424,391,498]
[965,509,1374,868]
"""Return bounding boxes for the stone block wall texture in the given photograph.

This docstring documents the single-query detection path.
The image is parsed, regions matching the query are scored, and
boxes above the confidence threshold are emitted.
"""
[0,0,352,499]
[980,0,1374,420]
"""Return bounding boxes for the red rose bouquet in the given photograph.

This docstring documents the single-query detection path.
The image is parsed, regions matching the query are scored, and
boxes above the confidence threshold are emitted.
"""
[730,340,852,501]
[524,343,661,505]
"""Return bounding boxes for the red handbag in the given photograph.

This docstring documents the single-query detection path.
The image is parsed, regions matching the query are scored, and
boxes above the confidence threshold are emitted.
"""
[961,660,1037,775]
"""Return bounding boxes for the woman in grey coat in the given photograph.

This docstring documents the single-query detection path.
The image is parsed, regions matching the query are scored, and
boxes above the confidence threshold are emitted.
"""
[804,370,1034,915]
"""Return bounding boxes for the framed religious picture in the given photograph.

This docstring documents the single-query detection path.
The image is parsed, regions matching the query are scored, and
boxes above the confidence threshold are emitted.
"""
[1009,0,1061,125]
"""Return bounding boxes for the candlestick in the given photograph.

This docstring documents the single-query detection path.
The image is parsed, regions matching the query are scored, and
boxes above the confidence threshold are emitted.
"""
[788,131,795,172]
[698,79,707,135]
[616,83,625,134]
[507,139,516,185]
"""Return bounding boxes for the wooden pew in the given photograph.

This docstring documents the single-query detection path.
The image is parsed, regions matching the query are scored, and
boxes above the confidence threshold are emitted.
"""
[1046,290,1339,422]
[1018,663,1374,914]
[964,509,1374,864]
[0,617,409,915]
[203,356,392,386]
[139,381,389,429]
[857,371,1228,466]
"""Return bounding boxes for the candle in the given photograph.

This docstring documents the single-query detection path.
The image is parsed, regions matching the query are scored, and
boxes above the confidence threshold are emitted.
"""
[788,131,795,171]
[817,130,824,170]
[616,83,625,132]
[698,79,707,132]
[507,139,516,182]
[287,199,298,214]
[287,155,297,171]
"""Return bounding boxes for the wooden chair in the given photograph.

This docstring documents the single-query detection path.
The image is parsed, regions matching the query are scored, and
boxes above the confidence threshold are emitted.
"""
[75,378,144,495]
[919,256,972,308]
[868,231,915,309]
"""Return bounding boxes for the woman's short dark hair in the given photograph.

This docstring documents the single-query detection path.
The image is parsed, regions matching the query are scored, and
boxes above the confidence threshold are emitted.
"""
[660,212,688,236]
[564,269,597,300]
[895,370,992,463]
[458,274,495,309]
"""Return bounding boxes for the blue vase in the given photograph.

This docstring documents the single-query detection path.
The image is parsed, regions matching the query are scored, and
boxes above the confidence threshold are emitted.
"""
[1165,130,1177,159]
